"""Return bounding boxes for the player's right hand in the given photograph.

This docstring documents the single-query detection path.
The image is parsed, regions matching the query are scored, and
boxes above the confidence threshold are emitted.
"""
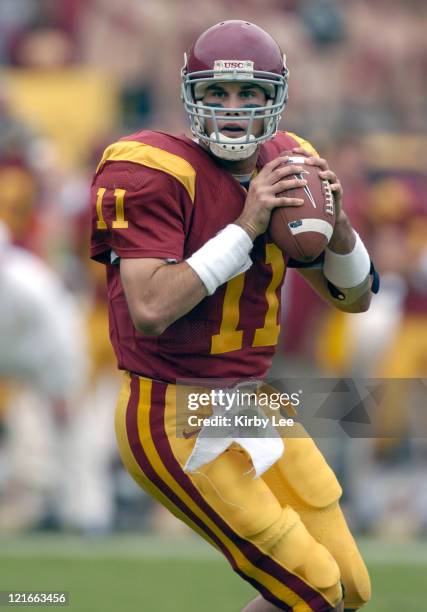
[235,154,306,241]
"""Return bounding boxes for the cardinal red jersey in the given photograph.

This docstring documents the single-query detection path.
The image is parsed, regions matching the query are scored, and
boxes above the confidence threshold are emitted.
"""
[90,130,318,382]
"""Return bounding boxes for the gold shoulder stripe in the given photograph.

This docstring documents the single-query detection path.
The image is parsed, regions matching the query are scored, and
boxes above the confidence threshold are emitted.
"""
[96,140,196,203]
[285,131,320,157]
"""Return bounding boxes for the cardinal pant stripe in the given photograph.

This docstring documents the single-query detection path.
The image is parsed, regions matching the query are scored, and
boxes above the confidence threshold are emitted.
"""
[149,380,332,612]
[147,379,294,611]
[125,375,223,550]
[124,375,291,611]
[144,378,293,611]
[121,374,218,546]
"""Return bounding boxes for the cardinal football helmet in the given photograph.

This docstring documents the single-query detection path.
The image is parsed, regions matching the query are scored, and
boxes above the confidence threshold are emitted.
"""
[181,20,289,160]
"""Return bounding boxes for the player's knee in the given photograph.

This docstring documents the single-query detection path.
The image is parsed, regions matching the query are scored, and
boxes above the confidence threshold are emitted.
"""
[357,570,371,607]
[251,507,341,595]
[304,538,340,590]
[345,556,371,609]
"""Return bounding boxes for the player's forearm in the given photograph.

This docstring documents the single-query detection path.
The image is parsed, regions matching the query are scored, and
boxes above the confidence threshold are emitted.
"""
[324,216,372,311]
[299,268,372,313]
[299,214,373,312]
[328,211,356,254]
[121,259,207,336]
[337,283,372,312]
[322,212,372,312]
[122,225,253,336]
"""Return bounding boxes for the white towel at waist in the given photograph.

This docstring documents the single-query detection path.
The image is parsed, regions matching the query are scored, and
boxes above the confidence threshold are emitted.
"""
[183,383,284,478]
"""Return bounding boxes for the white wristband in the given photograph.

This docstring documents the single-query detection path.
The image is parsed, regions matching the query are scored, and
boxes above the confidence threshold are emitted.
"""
[186,224,253,295]
[323,232,370,288]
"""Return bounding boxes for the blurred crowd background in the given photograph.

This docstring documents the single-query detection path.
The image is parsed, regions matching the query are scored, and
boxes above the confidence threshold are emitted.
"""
[0,0,426,540]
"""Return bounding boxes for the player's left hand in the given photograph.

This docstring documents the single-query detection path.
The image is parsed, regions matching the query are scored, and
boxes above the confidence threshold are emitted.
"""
[290,146,343,219]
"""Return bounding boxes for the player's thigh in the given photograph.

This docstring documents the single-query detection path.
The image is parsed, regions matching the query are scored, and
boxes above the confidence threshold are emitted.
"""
[117,375,344,610]
[262,433,371,609]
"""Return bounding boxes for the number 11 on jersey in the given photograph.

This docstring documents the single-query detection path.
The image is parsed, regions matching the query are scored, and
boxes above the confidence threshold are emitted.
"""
[96,187,129,230]
[211,243,285,354]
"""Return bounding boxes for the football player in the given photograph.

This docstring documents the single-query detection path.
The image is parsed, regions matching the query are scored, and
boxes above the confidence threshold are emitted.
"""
[90,20,377,611]
[0,219,88,531]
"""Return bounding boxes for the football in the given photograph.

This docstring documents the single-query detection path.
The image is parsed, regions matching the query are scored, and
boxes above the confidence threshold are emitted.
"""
[269,156,336,262]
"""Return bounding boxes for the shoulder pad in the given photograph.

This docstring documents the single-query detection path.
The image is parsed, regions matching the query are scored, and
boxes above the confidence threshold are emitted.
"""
[96,140,196,202]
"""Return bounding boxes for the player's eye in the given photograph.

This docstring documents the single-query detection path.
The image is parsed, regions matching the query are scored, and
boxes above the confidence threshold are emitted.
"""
[242,89,265,100]
[209,90,226,98]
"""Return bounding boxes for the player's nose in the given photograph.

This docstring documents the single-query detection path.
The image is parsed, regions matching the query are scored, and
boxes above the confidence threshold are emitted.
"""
[223,95,242,112]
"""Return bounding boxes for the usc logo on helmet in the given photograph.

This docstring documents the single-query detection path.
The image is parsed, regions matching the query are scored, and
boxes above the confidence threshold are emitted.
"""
[214,60,254,72]
[224,61,245,69]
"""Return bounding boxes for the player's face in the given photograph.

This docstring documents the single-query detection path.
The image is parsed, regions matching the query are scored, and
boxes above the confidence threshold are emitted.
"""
[202,82,268,139]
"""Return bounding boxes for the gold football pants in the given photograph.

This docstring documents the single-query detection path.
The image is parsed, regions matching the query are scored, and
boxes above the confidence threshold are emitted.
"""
[115,373,371,611]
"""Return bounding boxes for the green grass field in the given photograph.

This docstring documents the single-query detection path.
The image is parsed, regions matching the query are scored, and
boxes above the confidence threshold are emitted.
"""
[1,534,425,611]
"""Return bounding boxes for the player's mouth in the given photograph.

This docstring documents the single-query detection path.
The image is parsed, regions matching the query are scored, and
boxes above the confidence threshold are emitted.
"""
[220,123,247,137]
